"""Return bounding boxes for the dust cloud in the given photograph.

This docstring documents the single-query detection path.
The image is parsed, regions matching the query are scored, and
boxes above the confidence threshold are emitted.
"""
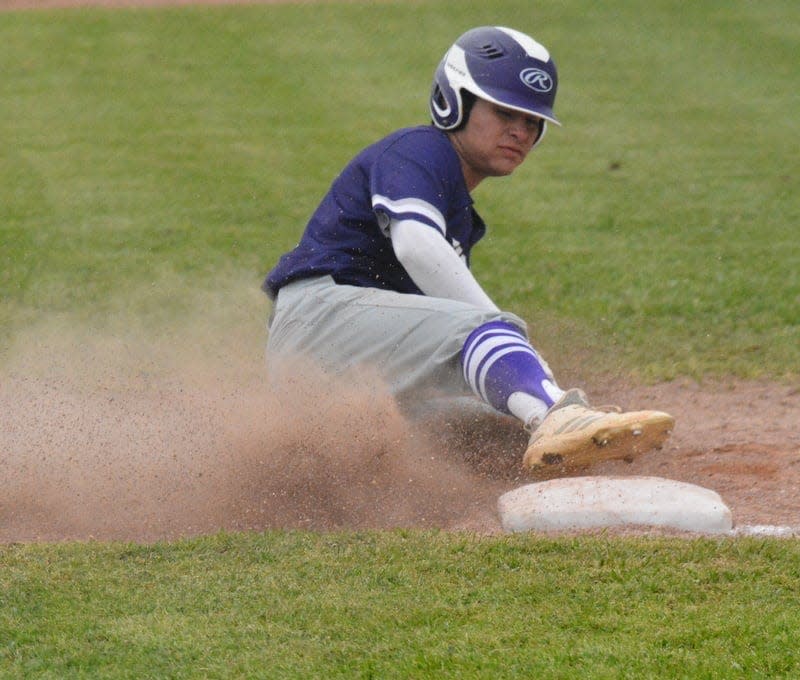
[0,312,522,543]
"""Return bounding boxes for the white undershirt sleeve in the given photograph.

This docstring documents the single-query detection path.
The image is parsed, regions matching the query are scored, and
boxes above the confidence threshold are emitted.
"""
[389,218,499,311]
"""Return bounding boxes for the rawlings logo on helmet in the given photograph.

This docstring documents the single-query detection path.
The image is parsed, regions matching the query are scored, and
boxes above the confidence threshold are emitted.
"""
[519,67,553,93]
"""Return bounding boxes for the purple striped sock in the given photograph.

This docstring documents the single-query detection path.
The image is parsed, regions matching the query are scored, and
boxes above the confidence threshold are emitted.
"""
[461,321,557,415]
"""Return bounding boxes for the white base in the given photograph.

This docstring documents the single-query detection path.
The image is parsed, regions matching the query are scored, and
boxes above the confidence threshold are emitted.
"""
[733,525,798,537]
[498,476,733,535]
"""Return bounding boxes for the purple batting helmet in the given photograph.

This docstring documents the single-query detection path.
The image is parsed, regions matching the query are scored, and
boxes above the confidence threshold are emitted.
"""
[430,26,560,142]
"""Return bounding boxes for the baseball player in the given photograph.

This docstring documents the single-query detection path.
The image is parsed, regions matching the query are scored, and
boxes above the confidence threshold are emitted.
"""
[263,26,674,473]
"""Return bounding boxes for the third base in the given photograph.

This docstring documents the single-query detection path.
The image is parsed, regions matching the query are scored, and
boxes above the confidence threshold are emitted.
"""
[498,476,733,535]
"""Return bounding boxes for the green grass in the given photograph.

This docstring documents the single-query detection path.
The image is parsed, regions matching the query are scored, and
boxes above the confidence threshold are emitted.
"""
[0,0,797,378]
[2,531,800,678]
[1,2,799,678]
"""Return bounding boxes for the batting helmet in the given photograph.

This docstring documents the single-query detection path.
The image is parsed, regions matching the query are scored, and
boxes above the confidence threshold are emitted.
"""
[430,26,559,141]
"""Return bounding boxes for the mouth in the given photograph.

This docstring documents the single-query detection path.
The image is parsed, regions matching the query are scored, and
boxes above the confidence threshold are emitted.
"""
[499,145,524,161]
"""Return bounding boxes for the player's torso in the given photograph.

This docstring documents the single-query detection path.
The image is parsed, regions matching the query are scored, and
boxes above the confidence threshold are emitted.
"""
[265,126,486,296]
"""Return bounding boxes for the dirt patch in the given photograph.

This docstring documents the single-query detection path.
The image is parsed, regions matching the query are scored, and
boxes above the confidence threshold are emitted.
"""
[0,325,511,542]
[592,379,800,529]
[1,321,798,542]
[428,377,800,534]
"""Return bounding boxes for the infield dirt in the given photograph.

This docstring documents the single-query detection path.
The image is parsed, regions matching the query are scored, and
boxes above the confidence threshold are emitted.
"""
[1,0,798,542]
[2,314,798,542]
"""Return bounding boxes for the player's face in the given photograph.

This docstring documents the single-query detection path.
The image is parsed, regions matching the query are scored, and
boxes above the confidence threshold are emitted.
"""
[449,98,542,191]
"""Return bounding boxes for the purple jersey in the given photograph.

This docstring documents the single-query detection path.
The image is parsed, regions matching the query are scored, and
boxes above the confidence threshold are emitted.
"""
[263,125,486,299]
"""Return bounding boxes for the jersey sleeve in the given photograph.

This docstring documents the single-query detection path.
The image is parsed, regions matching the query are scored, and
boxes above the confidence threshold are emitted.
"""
[369,131,457,238]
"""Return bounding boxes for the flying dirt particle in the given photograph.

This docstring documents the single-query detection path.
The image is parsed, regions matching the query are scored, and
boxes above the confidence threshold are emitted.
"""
[1,330,518,542]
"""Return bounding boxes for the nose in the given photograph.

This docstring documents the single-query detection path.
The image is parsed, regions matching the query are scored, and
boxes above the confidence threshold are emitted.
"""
[508,115,539,144]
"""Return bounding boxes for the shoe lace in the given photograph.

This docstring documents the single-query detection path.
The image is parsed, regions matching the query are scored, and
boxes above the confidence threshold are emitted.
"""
[524,401,622,434]
[593,404,622,413]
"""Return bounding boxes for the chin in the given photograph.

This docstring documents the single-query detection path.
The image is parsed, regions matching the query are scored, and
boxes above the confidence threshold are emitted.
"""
[495,159,524,175]
[492,166,518,177]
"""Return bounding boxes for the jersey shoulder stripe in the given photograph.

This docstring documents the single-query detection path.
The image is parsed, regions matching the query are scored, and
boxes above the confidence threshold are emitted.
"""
[371,194,447,235]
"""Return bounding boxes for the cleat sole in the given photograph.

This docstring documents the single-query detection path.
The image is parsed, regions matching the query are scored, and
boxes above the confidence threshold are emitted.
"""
[524,413,675,474]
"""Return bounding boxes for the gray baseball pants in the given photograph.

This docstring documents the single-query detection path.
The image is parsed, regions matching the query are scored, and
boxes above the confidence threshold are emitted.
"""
[266,276,528,402]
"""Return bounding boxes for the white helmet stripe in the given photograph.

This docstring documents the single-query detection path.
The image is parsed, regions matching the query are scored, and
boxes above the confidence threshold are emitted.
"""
[445,45,493,101]
[495,26,550,61]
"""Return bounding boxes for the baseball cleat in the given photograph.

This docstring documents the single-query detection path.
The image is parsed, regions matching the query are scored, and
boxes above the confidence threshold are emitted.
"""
[522,388,674,473]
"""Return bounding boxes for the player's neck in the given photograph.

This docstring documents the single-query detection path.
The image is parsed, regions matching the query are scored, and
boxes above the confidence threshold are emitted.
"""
[450,142,485,192]
[447,131,488,192]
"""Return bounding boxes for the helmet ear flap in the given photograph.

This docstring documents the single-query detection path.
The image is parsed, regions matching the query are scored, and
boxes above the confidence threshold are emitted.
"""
[432,84,447,111]
[430,81,460,130]
[530,118,547,149]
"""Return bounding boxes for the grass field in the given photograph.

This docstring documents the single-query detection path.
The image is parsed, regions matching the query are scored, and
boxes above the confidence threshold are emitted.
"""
[3,532,800,677]
[1,0,797,378]
[1,0,799,676]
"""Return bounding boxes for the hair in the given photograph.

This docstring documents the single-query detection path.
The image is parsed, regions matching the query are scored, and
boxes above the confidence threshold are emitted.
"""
[456,91,478,131]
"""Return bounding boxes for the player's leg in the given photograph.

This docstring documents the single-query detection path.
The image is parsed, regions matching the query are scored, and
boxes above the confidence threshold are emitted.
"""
[460,318,674,473]
[460,319,563,427]
[266,275,521,399]
[268,277,674,472]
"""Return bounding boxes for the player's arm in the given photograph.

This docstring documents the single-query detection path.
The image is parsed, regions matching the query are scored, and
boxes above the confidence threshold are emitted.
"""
[389,218,499,311]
